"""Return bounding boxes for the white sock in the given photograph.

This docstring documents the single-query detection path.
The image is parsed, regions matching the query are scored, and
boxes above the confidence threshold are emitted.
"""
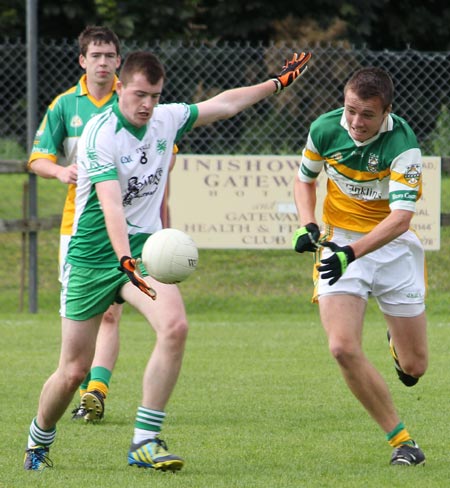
[133,428,158,444]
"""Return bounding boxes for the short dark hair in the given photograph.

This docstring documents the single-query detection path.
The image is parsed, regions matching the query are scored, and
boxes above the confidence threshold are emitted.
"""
[119,51,166,86]
[78,25,121,57]
[344,67,394,110]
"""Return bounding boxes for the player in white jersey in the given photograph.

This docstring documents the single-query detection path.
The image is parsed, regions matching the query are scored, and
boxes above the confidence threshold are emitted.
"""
[292,67,427,466]
[27,26,177,424]
[24,49,312,471]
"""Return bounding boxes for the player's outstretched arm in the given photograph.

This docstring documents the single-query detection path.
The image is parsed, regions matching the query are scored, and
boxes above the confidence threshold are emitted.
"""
[194,51,311,128]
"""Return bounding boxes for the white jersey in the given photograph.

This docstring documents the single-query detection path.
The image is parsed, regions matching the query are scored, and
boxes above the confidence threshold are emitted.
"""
[67,101,197,268]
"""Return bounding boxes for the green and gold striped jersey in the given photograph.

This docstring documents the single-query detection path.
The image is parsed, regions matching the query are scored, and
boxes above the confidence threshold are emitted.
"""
[299,107,422,233]
[28,74,118,235]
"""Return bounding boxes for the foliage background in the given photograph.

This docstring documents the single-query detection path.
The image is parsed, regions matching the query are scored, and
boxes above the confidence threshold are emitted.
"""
[2,0,450,50]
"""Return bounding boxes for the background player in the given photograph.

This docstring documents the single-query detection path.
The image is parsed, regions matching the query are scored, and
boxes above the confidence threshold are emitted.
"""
[29,26,122,421]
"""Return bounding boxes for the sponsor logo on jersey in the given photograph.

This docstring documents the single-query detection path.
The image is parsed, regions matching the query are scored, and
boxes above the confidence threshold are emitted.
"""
[156,139,168,154]
[390,190,417,201]
[346,183,382,200]
[121,155,132,164]
[70,115,83,128]
[404,164,421,185]
[330,152,343,161]
[367,153,379,173]
[123,168,163,205]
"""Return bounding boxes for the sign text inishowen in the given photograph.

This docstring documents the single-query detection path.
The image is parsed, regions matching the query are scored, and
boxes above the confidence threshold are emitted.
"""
[170,155,440,250]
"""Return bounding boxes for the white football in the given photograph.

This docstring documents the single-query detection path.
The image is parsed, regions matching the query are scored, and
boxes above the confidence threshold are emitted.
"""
[141,228,198,284]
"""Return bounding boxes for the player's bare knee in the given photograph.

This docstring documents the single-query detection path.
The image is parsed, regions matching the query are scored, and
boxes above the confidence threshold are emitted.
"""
[400,358,427,378]
[62,367,89,392]
[160,318,188,346]
[328,342,359,367]
[101,309,120,327]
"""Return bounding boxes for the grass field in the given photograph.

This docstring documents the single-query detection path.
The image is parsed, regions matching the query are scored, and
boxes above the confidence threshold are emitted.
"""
[0,175,449,487]
[2,308,450,487]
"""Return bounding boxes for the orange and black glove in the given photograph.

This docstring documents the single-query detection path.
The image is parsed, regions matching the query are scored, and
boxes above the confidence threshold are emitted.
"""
[272,51,312,94]
[118,256,157,300]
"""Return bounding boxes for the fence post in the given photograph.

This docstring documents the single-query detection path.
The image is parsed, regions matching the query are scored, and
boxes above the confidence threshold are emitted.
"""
[27,0,38,312]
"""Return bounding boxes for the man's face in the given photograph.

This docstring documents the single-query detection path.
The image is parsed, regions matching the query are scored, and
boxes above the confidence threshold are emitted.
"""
[79,41,121,86]
[116,72,164,127]
[344,88,391,142]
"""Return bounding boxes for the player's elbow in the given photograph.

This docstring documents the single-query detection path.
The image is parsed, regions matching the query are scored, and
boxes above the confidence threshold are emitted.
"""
[392,209,414,234]
[28,158,40,173]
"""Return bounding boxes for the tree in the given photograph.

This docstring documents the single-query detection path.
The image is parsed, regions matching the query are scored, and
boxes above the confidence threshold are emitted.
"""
[362,0,450,50]
[0,0,26,38]
[1,0,450,50]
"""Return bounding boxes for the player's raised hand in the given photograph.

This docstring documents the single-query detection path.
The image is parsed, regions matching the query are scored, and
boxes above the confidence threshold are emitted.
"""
[119,256,157,300]
[273,51,312,94]
[317,241,355,285]
[292,223,320,253]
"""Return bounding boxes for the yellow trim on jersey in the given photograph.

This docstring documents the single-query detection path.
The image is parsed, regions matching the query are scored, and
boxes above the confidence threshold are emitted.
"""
[60,184,77,236]
[304,147,323,161]
[80,74,118,108]
[28,151,58,169]
[390,169,421,187]
[326,157,391,182]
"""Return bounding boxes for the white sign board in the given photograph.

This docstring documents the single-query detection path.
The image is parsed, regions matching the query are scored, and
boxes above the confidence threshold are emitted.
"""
[170,155,440,250]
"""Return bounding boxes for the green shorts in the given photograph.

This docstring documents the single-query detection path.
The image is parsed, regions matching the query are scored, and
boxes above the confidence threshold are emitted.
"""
[60,261,148,321]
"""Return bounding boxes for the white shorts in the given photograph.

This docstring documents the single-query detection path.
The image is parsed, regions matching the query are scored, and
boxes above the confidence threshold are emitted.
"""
[316,226,426,317]
[59,234,71,282]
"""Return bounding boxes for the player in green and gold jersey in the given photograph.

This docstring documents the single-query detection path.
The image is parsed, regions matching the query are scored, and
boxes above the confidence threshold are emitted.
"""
[28,26,122,422]
[293,67,427,466]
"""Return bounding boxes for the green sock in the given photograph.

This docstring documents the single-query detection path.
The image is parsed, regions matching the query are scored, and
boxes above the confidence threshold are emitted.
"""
[79,372,91,395]
[90,366,112,387]
[86,366,112,398]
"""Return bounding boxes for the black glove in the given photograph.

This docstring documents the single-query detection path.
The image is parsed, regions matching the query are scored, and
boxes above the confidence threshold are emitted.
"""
[272,51,312,94]
[118,256,157,300]
[317,241,355,286]
[292,223,320,253]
